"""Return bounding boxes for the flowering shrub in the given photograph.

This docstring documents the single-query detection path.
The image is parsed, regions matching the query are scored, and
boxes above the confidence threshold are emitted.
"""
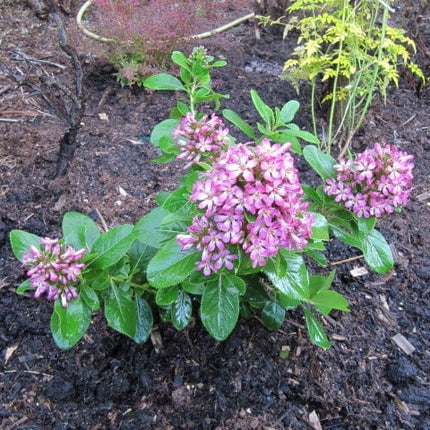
[10,49,414,350]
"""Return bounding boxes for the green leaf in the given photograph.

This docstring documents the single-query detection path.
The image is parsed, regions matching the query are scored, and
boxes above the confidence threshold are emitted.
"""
[302,307,330,349]
[261,300,286,330]
[357,216,377,233]
[9,230,40,262]
[150,118,180,148]
[311,213,329,241]
[171,290,192,330]
[80,282,100,311]
[143,73,186,91]
[134,207,172,249]
[147,238,200,288]
[250,89,274,126]
[358,229,394,274]
[104,283,136,339]
[16,279,31,295]
[90,225,135,269]
[280,100,300,123]
[171,51,190,70]
[265,252,309,301]
[156,285,179,306]
[310,290,349,312]
[62,212,100,250]
[222,109,256,139]
[50,297,91,350]
[309,271,336,297]
[283,127,320,144]
[303,145,337,179]
[200,274,240,341]
[128,240,157,277]
[304,249,328,266]
[134,297,153,344]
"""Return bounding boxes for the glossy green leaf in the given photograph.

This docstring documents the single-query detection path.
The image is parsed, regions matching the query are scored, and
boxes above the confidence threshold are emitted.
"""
[134,207,171,249]
[80,282,100,311]
[9,230,40,262]
[250,89,274,126]
[134,297,153,344]
[311,213,329,241]
[303,307,330,349]
[62,212,100,251]
[265,252,309,301]
[143,73,186,91]
[310,290,350,312]
[222,109,256,139]
[171,290,192,330]
[303,145,337,179]
[156,285,179,306]
[280,100,300,123]
[50,297,91,350]
[200,275,240,341]
[357,216,377,233]
[90,225,135,269]
[261,300,286,330]
[150,118,180,149]
[147,238,200,288]
[104,283,136,339]
[309,271,336,297]
[16,279,31,295]
[358,229,394,274]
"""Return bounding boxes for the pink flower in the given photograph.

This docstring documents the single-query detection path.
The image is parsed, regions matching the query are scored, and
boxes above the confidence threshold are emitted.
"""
[325,144,414,218]
[22,238,86,307]
[177,139,313,274]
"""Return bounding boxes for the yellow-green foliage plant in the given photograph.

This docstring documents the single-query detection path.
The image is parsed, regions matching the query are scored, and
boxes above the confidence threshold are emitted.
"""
[280,0,425,155]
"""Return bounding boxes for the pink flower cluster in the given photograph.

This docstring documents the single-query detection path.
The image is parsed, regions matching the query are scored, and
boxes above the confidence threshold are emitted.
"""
[324,143,414,218]
[172,112,230,169]
[177,139,314,275]
[22,238,86,307]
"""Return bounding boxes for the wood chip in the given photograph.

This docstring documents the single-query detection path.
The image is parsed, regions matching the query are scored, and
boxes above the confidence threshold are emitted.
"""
[308,410,323,430]
[392,333,416,355]
[4,344,19,365]
[350,266,368,277]
[416,190,430,202]
[98,112,109,121]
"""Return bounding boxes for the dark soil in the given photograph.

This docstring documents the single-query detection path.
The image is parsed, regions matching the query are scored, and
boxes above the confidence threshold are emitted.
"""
[1,1,430,429]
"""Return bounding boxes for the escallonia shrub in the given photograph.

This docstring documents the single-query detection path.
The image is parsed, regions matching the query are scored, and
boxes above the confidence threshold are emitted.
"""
[10,48,414,349]
[91,0,249,86]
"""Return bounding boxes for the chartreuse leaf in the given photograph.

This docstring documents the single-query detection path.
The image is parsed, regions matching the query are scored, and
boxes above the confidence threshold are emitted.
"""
[51,297,91,350]
[200,273,240,341]
[261,300,286,330]
[302,307,330,349]
[147,238,200,288]
[222,109,256,139]
[143,73,186,91]
[358,229,394,274]
[309,271,336,298]
[310,290,350,313]
[171,51,190,70]
[303,145,337,179]
[171,289,192,330]
[62,212,100,250]
[9,230,41,262]
[90,225,135,269]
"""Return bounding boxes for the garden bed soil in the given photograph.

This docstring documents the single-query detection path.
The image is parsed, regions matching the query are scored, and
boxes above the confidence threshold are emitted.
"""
[1,1,430,429]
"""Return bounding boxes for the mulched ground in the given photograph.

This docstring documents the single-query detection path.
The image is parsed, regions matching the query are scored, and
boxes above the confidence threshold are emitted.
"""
[0,1,429,429]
